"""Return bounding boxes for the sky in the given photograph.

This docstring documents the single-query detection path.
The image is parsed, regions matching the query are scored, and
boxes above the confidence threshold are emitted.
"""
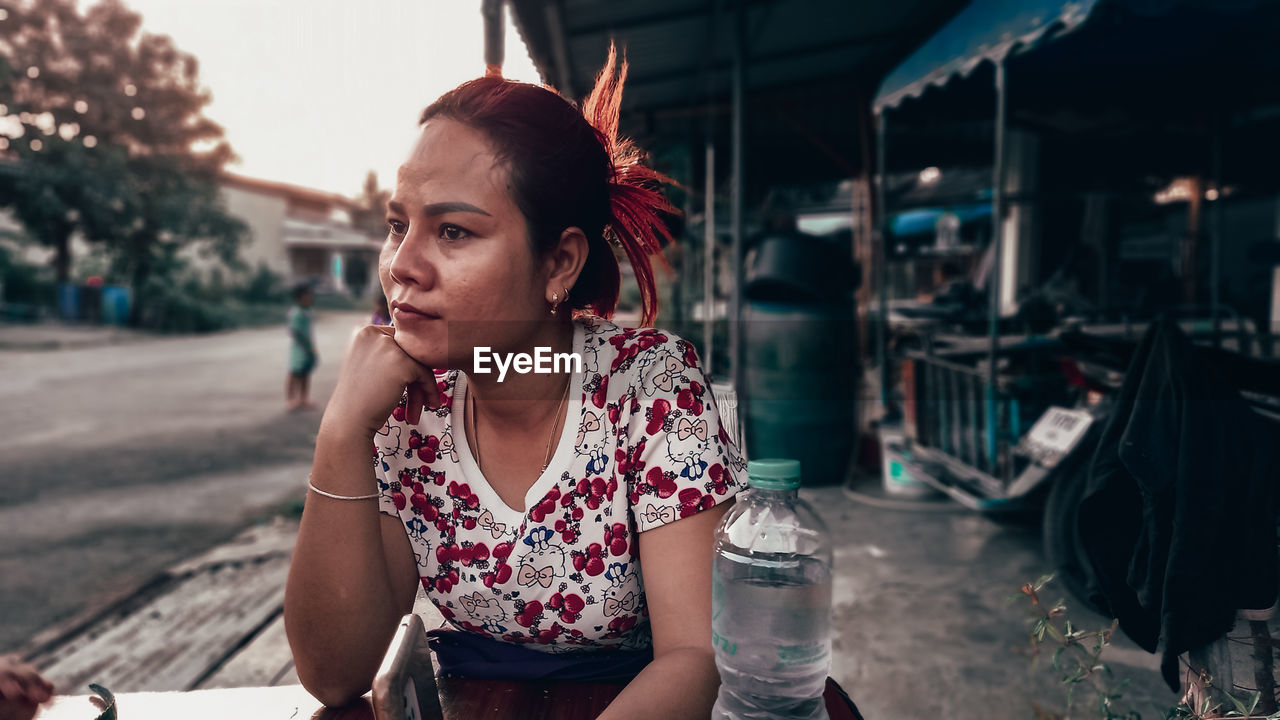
[110,0,544,198]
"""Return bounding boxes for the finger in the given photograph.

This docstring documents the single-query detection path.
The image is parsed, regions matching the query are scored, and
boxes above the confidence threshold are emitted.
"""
[0,675,28,702]
[11,669,51,703]
[419,368,445,409]
[17,680,50,704]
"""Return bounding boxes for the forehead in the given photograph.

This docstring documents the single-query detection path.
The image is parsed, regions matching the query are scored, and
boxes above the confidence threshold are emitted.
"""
[394,118,512,207]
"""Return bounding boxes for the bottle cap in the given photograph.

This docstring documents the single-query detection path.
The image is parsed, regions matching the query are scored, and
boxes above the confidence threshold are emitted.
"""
[747,458,802,490]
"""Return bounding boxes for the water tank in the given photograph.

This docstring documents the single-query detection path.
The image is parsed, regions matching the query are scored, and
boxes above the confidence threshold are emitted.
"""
[742,232,859,484]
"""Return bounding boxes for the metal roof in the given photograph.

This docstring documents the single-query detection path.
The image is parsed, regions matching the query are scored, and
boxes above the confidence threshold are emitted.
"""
[509,0,966,184]
[513,0,960,108]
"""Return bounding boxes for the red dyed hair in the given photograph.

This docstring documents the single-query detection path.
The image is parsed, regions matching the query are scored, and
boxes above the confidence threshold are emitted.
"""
[419,45,676,326]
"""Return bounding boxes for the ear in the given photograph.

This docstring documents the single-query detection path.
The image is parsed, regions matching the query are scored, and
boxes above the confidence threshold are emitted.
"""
[544,226,589,304]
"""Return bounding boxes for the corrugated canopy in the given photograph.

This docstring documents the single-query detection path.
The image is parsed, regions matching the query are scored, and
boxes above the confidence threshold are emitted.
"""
[873,0,1280,181]
[875,0,1098,111]
[874,0,1276,113]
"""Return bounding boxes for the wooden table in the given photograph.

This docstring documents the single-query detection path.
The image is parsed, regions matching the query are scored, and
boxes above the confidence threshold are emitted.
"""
[34,678,624,720]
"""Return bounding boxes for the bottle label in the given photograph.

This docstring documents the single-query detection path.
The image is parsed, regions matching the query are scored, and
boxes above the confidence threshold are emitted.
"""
[777,642,828,667]
[711,630,737,656]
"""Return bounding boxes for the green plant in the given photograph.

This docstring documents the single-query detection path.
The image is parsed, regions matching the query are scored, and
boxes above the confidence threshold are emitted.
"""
[1012,575,1139,720]
[238,264,287,304]
[1016,577,1280,720]
[0,247,56,308]
[1167,678,1277,719]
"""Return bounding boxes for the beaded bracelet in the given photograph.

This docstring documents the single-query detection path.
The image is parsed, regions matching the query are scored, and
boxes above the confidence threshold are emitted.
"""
[307,476,380,501]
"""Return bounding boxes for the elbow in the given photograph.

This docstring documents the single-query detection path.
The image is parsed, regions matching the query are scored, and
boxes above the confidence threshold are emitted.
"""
[286,618,373,708]
[298,667,371,708]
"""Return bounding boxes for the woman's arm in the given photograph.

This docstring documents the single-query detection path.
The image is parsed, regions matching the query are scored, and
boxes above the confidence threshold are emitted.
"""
[284,325,437,706]
[284,433,420,706]
[597,501,732,720]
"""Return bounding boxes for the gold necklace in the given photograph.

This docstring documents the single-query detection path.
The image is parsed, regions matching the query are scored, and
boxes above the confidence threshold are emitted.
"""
[468,375,572,474]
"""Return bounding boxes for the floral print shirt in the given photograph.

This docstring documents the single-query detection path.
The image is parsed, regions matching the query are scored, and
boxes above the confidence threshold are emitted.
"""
[374,315,746,652]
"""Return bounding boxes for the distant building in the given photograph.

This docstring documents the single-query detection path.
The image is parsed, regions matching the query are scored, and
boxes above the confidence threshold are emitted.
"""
[220,173,381,297]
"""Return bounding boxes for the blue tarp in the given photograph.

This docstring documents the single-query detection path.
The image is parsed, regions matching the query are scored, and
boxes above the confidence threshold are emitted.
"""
[889,204,992,238]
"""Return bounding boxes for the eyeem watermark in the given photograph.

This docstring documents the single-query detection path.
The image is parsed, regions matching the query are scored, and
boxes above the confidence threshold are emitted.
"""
[473,346,583,382]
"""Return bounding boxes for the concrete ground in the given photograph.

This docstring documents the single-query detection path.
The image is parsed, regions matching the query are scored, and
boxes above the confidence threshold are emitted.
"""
[824,479,1178,719]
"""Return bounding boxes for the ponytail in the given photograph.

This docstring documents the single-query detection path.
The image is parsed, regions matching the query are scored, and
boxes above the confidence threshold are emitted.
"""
[581,45,678,327]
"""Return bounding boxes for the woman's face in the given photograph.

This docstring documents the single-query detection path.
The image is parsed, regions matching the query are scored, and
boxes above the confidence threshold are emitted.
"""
[380,118,550,369]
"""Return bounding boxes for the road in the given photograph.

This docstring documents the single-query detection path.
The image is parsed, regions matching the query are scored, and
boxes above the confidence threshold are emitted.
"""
[0,311,367,652]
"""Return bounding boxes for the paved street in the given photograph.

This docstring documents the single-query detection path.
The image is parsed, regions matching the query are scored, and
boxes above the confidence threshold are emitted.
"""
[0,311,367,652]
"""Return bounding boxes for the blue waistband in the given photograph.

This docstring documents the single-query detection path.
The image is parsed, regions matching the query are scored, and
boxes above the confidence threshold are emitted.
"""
[426,629,653,683]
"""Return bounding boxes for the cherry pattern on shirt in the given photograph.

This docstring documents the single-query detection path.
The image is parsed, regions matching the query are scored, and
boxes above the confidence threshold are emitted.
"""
[375,316,745,653]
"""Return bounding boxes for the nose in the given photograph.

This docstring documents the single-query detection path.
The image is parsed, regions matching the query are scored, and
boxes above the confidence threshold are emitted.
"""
[386,226,438,290]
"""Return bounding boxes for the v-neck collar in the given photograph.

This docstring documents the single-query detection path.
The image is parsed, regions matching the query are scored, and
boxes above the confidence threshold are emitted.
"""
[451,322,586,517]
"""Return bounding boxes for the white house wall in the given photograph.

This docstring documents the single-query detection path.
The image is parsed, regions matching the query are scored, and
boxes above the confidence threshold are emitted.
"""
[220,185,290,277]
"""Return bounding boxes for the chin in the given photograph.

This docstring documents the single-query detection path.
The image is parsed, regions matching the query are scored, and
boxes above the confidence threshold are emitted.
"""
[391,328,451,370]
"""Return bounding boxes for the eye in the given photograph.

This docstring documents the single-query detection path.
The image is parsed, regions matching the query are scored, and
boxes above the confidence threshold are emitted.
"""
[387,218,407,237]
[439,223,471,242]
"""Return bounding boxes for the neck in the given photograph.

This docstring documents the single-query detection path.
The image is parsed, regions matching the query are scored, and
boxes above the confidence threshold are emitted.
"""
[466,318,575,426]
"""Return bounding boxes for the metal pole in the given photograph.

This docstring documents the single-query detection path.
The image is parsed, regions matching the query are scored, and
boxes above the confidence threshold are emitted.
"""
[704,142,716,375]
[874,111,890,414]
[987,59,1008,469]
[729,0,745,400]
[1210,126,1223,341]
[482,0,505,77]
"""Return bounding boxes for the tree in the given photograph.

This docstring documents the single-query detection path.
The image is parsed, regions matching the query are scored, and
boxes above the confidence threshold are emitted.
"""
[0,0,245,313]
[352,170,391,238]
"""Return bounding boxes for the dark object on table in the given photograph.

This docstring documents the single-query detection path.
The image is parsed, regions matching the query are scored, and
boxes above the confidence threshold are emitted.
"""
[89,684,116,720]
[372,614,444,720]
[1078,316,1280,691]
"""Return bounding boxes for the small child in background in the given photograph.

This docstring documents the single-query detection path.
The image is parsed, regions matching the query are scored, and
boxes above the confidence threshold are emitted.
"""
[286,283,318,412]
[371,294,391,326]
[0,655,53,720]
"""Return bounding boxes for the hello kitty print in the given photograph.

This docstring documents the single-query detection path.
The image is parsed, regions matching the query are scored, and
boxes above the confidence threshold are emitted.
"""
[374,315,745,653]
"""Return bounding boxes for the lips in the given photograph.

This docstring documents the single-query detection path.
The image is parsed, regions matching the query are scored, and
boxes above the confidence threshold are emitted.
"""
[391,301,441,320]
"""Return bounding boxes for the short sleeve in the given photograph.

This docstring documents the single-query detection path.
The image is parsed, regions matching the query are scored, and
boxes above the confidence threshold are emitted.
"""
[622,336,746,533]
[287,307,305,334]
[373,418,405,518]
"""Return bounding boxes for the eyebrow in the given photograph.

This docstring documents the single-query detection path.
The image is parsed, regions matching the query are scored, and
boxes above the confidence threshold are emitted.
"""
[385,200,492,217]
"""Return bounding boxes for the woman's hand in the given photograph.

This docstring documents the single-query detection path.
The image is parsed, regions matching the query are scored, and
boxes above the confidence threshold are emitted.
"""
[321,325,441,439]
[0,656,53,720]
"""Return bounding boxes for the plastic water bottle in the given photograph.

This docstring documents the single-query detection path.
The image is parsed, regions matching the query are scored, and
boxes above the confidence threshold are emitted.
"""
[712,458,833,720]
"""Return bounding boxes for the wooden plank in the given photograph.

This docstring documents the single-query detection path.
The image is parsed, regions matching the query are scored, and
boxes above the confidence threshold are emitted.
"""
[32,555,291,692]
[28,520,298,694]
[29,517,459,695]
[198,613,294,689]
[169,518,298,575]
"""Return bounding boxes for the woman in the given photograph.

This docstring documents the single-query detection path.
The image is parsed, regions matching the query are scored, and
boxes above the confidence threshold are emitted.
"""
[284,48,745,719]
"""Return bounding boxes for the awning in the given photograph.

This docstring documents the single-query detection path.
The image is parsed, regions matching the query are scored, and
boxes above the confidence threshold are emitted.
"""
[874,0,1273,113]
[873,0,1280,180]
[874,0,1099,112]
